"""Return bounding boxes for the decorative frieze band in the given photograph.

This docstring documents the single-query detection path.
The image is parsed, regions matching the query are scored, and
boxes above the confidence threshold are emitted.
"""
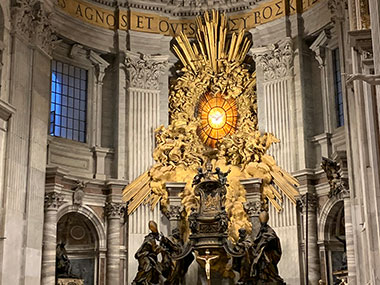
[125,51,168,90]
[44,192,64,211]
[11,0,56,55]
[252,38,294,81]
[105,202,126,218]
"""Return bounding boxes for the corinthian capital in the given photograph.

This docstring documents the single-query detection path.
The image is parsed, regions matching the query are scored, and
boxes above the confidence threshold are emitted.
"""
[297,193,318,212]
[44,192,64,211]
[165,205,182,220]
[11,0,57,55]
[251,38,294,81]
[105,202,125,218]
[328,0,348,22]
[125,51,168,90]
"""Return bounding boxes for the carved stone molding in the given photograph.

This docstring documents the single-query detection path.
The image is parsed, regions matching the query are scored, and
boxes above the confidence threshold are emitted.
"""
[251,38,294,81]
[88,50,110,84]
[165,205,182,220]
[11,0,57,55]
[44,192,64,211]
[310,30,331,68]
[297,193,318,211]
[105,202,125,218]
[245,201,262,217]
[125,51,168,90]
[72,180,87,206]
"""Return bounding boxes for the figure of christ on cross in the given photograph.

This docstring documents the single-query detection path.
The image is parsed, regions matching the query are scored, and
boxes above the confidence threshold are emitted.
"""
[196,249,219,285]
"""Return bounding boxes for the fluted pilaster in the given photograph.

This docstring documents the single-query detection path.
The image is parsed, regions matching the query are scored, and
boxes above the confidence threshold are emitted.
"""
[251,38,294,172]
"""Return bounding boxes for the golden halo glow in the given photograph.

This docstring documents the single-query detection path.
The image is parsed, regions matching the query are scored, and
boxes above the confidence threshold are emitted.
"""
[208,107,227,129]
[197,93,238,148]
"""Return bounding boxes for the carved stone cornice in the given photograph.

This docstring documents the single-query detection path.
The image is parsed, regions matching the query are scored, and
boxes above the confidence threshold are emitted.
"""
[0,99,16,122]
[117,1,263,16]
[297,193,318,211]
[44,192,64,211]
[11,0,57,55]
[251,38,294,81]
[105,202,125,219]
[88,50,111,84]
[165,205,182,220]
[245,201,262,217]
[125,51,168,90]
[310,30,331,69]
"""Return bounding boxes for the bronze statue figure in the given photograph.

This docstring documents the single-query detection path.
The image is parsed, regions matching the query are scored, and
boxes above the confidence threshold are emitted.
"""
[233,228,254,284]
[192,168,205,187]
[132,221,163,285]
[160,228,194,285]
[250,211,285,284]
[214,167,231,186]
[56,242,73,278]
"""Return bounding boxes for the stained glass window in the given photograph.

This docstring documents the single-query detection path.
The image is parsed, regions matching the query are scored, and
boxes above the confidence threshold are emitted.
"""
[50,60,87,143]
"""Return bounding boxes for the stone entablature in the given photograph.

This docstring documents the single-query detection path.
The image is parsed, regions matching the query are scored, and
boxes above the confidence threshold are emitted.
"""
[55,0,324,34]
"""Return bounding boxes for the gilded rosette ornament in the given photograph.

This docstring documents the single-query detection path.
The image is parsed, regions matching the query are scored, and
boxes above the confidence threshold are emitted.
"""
[123,10,299,241]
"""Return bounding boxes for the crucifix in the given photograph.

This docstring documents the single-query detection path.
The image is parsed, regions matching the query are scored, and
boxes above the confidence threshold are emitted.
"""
[196,249,219,285]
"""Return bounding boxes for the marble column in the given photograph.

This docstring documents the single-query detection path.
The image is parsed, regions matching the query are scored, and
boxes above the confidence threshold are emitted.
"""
[165,205,182,235]
[241,178,262,238]
[41,191,64,285]
[299,193,321,285]
[341,190,356,284]
[105,202,125,285]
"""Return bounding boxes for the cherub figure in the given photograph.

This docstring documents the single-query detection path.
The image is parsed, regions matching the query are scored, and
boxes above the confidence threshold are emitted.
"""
[214,167,231,186]
[192,168,205,187]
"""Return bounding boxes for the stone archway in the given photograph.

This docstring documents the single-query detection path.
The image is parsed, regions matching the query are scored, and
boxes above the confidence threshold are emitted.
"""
[57,210,101,285]
[319,198,346,284]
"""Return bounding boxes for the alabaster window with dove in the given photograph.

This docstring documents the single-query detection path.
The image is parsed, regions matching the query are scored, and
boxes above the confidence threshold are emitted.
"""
[196,92,238,148]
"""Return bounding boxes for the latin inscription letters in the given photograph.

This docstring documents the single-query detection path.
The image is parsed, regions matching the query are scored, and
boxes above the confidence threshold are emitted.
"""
[56,0,321,33]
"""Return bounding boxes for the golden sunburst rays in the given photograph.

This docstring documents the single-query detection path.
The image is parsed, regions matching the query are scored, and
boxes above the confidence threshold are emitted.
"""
[122,10,300,224]
[173,10,252,75]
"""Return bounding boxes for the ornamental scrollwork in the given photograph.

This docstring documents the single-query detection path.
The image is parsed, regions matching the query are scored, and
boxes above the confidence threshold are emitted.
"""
[252,38,294,81]
[125,52,168,90]
[11,0,57,54]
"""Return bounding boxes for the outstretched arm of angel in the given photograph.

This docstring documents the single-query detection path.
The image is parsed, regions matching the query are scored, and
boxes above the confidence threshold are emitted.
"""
[344,73,380,85]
